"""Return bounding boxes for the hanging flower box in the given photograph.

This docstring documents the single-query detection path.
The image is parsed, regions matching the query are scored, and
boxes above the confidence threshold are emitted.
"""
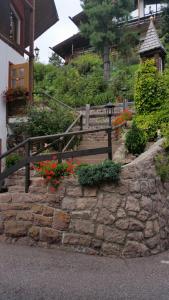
[4,87,29,103]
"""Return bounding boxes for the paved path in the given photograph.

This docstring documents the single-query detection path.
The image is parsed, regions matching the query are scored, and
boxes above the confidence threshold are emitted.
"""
[1,243,169,299]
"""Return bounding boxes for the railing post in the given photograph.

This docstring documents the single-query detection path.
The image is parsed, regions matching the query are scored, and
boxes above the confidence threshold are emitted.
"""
[107,127,112,160]
[58,138,63,163]
[80,114,83,131]
[85,104,90,129]
[25,140,30,193]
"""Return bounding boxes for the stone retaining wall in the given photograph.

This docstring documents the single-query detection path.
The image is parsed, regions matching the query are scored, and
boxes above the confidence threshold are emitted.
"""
[0,140,169,257]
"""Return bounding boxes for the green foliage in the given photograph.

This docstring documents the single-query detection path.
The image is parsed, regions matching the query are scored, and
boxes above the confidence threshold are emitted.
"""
[80,0,136,79]
[76,160,121,186]
[125,122,147,155]
[49,52,63,67]
[161,122,169,149]
[6,153,21,168]
[25,107,74,137]
[134,100,169,140]
[34,54,114,107]
[111,61,139,101]
[134,59,167,113]
[80,0,134,52]
[155,152,169,182]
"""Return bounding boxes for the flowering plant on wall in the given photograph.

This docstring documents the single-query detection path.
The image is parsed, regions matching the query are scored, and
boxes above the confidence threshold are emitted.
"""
[33,159,79,191]
[112,109,133,139]
[4,87,29,102]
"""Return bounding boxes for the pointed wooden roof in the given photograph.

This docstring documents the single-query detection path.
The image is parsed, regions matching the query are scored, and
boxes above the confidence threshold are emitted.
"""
[139,17,166,55]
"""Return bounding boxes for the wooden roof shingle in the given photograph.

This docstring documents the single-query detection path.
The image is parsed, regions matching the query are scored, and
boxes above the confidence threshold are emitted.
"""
[139,18,166,55]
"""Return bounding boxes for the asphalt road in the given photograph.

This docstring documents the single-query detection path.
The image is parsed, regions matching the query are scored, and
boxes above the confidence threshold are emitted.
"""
[0,243,169,300]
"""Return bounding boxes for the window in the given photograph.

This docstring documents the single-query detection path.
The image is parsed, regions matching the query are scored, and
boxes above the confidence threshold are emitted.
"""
[10,6,21,44]
[9,63,29,90]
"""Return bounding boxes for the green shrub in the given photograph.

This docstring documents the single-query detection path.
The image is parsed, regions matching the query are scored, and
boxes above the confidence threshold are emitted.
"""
[125,122,147,155]
[25,107,74,137]
[76,160,121,186]
[6,153,21,168]
[155,152,169,182]
[134,59,167,114]
[134,101,169,141]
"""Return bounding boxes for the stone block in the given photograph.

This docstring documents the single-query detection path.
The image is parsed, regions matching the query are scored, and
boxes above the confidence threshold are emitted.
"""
[127,232,143,242]
[43,206,54,217]
[62,233,91,247]
[76,197,97,210]
[34,215,52,227]
[128,218,144,231]
[97,208,115,225]
[102,242,121,256]
[96,224,104,240]
[0,222,4,234]
[31,205,44,214]
[12,193,33,203]
[71,211,91,219]
[140,181,150,196]
[146,235,159,249]
[28,226,40,241]
[83,187,97,197]
[140,196,152,212]
[66,186,83,197]
[29,186,47,194]
[70,220,94,234]
[52,210,70,231]
[2,210,17,220]
[4,221,31,237]
[153,220,160,234]
[91,239,102,250]
[123,241,149,257]
[40,227,60,243]
[126,196,140,212]
[148,179,156,194]
[62,197,77,210]
[115,218,129,230]
[103,193,121,213]
[104,227,126,244]
[144,221,154,238]
[130,181,140,193]
[137,210,150,222]
[117,208,126,219]
[0,193,12,203]
[16,211,33,221]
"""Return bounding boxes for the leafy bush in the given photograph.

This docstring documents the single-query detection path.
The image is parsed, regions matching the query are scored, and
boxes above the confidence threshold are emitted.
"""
[125,122,147,155]
[25,107,74,137]
[161,123,169,150]
[76,160,121,186]
[155,152,169,182]
[134,59,167,114]
[6,153,21,168]
[34,54,115,107]
[134,101,169,141]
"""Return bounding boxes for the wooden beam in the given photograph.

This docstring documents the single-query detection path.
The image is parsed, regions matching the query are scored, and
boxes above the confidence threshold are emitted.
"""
[24,0,33,10]
[29,0,35,103]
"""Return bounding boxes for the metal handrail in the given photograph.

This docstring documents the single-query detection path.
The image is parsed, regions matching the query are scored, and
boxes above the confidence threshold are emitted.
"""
[34,90,78,114]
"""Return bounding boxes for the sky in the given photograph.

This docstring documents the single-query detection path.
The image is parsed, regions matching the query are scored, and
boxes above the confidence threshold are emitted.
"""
[35,0,82,63]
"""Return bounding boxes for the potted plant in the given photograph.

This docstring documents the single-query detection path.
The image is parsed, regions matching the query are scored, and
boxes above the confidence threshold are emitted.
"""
[4,87,29,102]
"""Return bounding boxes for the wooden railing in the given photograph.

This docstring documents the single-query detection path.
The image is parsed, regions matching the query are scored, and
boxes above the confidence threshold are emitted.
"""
[0,122,126,193]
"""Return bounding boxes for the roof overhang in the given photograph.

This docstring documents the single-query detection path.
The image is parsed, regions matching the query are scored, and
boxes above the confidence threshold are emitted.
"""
[34,0,59,40]
[52,33,90,59]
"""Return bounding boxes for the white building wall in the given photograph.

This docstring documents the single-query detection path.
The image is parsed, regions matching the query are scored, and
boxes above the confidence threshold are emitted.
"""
[0,39,25,156]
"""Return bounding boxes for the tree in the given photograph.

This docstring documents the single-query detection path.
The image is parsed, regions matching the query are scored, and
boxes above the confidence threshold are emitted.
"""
[80,0,134,81]
[49,52,63,67]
